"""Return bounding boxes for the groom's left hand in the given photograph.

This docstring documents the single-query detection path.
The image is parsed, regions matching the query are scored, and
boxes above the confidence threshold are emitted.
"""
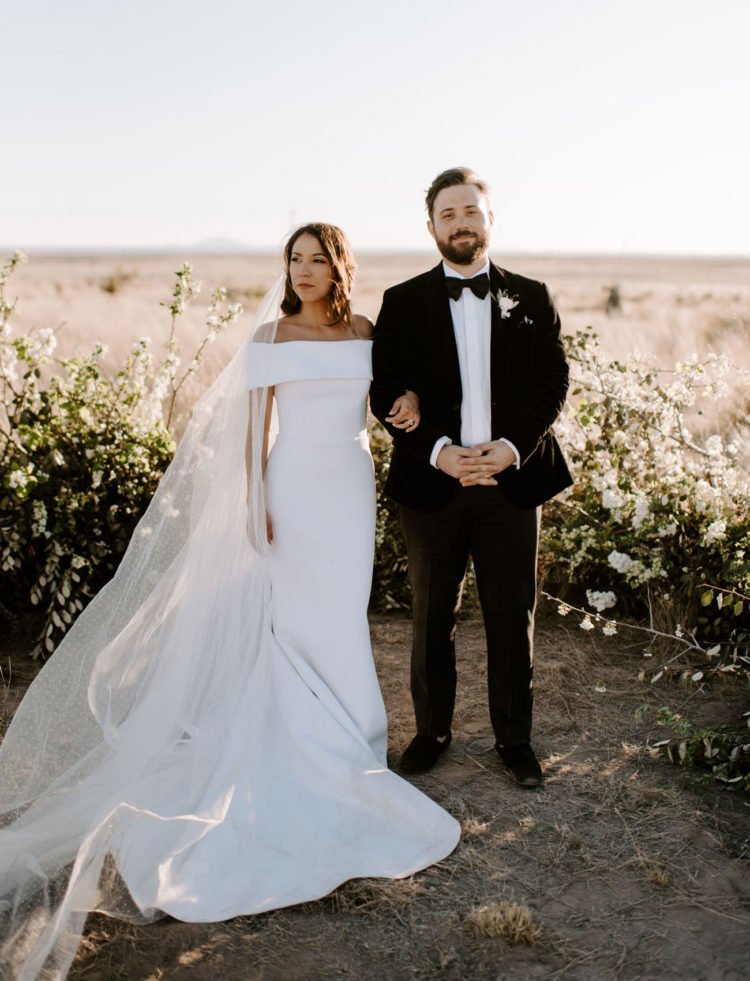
[459,441,516,487]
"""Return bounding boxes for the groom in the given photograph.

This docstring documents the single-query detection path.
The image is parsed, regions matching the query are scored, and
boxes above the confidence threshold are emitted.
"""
[371,167,572,787]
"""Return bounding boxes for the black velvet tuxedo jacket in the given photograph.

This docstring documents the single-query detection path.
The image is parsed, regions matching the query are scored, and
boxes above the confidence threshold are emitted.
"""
[370,261,573,511]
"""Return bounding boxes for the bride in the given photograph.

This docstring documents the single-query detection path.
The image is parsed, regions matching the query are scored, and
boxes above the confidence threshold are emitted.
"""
[0,223,460,979]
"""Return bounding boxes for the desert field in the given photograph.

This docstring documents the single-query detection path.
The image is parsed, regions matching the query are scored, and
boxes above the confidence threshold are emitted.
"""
[8,250,750,397]
[2,251,749,980]
[8,250,747,452]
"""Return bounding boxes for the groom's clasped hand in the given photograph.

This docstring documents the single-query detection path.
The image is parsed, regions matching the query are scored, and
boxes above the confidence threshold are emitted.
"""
[435,439,517,487]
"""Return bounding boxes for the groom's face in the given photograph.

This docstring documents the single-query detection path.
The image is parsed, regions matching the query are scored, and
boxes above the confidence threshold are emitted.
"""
[428,184,493,266]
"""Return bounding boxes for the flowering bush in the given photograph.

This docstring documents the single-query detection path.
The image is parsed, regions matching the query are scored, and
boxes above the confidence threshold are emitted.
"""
[0,253,241,656]
[544,327,750,657]
[540,327,749,790]
[370,423,410,610]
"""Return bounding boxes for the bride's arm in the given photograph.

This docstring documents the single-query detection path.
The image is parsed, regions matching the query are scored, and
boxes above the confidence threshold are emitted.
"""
[354,311,421,432]
[386,389,420,431]
[245,386,275,543]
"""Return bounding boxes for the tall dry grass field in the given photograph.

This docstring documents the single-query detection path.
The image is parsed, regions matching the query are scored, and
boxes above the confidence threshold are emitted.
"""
[9,251,749,407]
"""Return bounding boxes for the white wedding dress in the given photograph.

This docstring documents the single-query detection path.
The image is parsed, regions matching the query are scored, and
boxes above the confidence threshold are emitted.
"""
[114,339,460,919]
[0,331,460,977]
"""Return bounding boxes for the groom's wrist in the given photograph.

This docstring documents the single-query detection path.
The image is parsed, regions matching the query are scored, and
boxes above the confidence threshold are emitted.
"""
[497,437,520,469]
[430,436,452,469]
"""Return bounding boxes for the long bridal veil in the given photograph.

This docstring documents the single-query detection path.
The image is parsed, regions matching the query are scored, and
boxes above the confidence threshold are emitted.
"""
[0,279,284,979]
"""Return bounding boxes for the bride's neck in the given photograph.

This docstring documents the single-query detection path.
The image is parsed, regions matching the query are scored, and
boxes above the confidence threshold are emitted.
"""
[298,299,339,328]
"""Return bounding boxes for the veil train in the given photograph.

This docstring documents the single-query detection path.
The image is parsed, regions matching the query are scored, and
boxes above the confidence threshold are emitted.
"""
[0,279,284,979]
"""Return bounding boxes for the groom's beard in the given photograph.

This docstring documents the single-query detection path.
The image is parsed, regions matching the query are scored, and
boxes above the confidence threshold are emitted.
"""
[436,228,489,266]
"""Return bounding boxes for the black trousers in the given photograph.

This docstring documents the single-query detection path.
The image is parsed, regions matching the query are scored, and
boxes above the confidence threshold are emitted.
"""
[399,485,540,748]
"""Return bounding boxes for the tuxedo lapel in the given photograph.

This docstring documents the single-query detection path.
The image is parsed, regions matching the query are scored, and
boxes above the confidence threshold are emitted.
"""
[427,263,462,398]
[489,262,515,391]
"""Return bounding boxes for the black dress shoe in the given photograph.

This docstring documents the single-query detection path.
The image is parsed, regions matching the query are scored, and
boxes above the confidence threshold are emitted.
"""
[496,743,543,787]
[399,733,452,774]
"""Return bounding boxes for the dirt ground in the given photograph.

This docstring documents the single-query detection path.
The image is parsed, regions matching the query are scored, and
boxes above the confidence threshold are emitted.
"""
[4,612,748,981]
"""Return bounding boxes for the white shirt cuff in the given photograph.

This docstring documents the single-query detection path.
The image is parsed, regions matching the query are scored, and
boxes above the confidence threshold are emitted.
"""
[498,437,521,469]
[430,436,452,469]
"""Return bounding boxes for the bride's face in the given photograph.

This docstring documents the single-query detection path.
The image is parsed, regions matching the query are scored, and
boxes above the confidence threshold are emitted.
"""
[289,234,334,304]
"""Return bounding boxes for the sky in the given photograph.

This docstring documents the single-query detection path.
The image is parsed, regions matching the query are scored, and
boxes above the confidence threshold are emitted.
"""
[2,0,748,255]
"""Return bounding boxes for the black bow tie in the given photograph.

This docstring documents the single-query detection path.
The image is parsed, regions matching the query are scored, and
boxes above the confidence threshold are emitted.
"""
[445,273,490,301]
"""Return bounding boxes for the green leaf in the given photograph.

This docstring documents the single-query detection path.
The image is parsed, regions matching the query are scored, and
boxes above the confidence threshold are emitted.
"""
[700,589,714,607]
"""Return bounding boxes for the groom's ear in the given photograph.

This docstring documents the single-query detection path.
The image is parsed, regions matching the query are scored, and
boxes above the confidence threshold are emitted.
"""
[426,219,436,241]
[488,209,495,226]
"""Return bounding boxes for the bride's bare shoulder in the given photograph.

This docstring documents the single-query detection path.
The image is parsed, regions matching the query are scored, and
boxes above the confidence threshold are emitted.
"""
[352,314,375,339]
[252,320,278,343]
[253,316,298,343]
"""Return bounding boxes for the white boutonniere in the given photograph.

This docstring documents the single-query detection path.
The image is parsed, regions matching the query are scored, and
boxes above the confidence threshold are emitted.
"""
[495,289,519,319]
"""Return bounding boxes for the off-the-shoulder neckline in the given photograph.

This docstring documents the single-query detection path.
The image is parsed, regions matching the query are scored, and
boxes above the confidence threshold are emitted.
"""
[253,338,373,346]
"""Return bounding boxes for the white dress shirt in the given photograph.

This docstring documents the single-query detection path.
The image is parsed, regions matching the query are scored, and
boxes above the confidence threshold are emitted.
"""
[430,260,520,470]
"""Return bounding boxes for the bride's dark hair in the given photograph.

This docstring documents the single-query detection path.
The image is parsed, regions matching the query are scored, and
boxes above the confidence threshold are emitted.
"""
[281,223,356,325]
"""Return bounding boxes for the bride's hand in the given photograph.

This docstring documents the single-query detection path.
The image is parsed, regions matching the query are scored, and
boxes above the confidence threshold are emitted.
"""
[386,390,420,432]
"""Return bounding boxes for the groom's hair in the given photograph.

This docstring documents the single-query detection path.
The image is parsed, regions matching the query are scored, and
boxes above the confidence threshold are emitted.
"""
[425,167,490,219]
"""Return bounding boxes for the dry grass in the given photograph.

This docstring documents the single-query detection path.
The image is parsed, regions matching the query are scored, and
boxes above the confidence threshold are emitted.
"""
[466,901,542,944]
[7,251,750,416]
[5,252,747,442]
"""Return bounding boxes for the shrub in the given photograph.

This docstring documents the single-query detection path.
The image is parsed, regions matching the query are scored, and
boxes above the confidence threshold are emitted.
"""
[0,253,241,656]
[544,326,749,790]
[370,422,410,611]
[544,326,750,661]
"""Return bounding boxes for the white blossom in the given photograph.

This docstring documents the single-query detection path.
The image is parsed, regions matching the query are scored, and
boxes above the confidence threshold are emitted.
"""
[703,519,727,545]
[632,496,650,530]
[608,550,634,574]
[580,615,595,631]
[8,470,28,489]
[602,489,624,510]
[657,522,678,537]
[586,589,616,612]
[31,501,47,536]
[705,434,723,458]
[29,327,58,361]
